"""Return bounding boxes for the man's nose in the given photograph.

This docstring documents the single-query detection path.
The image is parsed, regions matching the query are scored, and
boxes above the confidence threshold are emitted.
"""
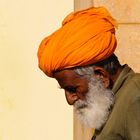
[65,91,79,105]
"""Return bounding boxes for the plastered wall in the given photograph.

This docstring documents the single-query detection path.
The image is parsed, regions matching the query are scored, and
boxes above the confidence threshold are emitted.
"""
[94,0,140,73]
[74,1,140,140]
[0,1,73,140]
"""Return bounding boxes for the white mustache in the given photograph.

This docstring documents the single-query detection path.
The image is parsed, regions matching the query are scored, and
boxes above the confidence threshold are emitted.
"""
[75,102,88,110]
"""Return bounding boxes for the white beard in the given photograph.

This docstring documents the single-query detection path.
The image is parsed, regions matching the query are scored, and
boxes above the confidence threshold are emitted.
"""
[74,77,114,130]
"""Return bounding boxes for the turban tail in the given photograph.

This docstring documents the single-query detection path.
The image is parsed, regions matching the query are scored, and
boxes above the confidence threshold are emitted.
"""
[38,7,117,77]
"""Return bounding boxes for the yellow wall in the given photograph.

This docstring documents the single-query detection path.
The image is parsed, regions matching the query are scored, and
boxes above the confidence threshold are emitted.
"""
[0,0,73,140]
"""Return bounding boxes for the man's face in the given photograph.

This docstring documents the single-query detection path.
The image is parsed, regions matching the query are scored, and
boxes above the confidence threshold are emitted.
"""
[54,69,114,130]
[54,69,89,105]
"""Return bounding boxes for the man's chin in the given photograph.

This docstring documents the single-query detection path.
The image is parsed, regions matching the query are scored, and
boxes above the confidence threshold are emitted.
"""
[74,105,109,130]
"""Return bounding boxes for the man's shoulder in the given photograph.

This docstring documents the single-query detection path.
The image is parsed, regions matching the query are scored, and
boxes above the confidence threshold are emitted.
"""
[131,72,140,84]
[124,72,140,91]
[116,71,140,106]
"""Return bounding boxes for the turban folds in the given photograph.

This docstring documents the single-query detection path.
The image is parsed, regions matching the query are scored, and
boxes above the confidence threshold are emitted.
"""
[38,7,117,77]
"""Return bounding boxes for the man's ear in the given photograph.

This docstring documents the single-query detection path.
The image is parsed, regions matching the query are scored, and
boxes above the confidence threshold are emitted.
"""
[93,66,110,88]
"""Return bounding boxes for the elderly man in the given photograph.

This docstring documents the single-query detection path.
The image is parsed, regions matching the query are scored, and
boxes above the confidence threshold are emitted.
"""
[37,7,140,140]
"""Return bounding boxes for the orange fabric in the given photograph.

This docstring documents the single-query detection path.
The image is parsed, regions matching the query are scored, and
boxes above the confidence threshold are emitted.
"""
[38,7,117,77]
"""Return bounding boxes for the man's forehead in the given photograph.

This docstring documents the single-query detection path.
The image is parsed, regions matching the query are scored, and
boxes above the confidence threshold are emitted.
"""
[54,69,81,87]
[54,69,79,79]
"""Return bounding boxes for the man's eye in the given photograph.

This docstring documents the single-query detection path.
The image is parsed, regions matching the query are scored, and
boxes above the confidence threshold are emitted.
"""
[65,87,77,93]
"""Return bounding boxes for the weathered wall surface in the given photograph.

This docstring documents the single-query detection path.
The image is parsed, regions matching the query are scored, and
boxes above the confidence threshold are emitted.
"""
[74,1,140,140]
[94,0,140,72]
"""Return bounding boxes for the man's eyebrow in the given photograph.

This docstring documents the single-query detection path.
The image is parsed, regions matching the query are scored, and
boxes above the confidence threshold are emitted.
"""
[58,85,62,89]
[58,84,66,89]
[58,85,75,89]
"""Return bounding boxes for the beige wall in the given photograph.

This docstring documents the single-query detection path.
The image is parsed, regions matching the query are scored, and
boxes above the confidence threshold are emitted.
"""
[74,1,140,140]
[0,0,73,140]
[94,0,140,72]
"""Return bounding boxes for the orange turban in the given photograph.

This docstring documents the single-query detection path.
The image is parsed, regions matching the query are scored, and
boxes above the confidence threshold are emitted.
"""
[38,7,117,77]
